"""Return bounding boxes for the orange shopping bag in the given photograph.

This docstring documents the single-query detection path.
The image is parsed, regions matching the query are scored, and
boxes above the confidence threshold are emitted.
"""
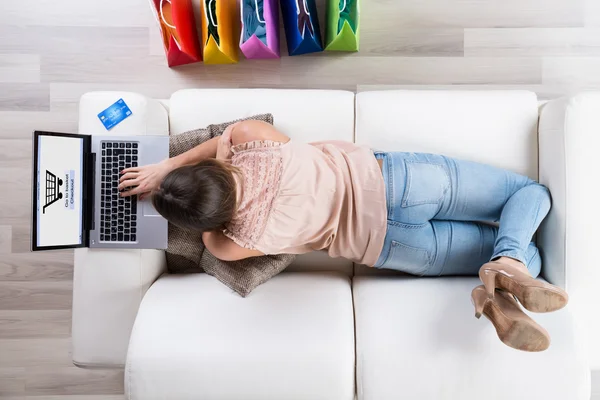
[150,0,202,67]
[200,0,239,64]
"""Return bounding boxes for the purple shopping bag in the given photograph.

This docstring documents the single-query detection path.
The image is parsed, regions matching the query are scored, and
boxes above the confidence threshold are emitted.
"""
[240,0,280,59]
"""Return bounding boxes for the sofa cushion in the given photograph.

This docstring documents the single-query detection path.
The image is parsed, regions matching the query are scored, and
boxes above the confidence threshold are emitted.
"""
[167,89,356,274]
[126,272,355,400]
[353,276,590,400]
[355,90,539,179]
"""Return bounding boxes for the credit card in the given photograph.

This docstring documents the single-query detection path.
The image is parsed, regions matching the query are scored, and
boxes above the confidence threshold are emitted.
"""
[97,98,132,130]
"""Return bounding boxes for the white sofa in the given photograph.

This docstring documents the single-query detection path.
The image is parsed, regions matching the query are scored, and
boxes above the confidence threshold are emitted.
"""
[72,89,599,400]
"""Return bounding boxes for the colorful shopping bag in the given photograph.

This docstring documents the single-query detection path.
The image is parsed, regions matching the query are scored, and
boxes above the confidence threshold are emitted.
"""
[201,0,239,64]
[280,0,323,56]
[240,0,280,59]
[325,0,360,51]
[149,0,202,67]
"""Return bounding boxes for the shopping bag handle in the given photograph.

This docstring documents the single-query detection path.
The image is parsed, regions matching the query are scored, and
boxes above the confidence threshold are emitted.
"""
[295,0,311,15]
[160,0,176,29]
[255,0,265,23]
[339,0,346,12]
[204,0,218,27]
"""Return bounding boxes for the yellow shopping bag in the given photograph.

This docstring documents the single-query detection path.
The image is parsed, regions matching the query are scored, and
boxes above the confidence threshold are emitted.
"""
[200,0,239,64]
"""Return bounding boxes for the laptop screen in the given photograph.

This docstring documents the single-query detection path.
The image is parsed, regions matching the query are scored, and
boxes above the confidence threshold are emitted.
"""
[33,132,86,249]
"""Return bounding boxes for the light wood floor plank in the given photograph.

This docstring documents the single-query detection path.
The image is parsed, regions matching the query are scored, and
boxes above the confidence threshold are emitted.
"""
[0,338,73,367]
[0,27,149,57]
[0,225,12,253]
[41,54,282,85]
[10,225,35,254]
[542,57,600,87]
[0,84,49,112]
[148,24,166,57]
[363,0,584,28]
[2,396,125,400]
[42,55,542,87]
[0,186,32,225]
[0,253,73,281]
[0,139,33,168]
[586,0,600,27]
[361,28,464,56]
[465,28,600,57]
[280,57,542,85]
[0,0,154,27]
[0,310,70,338]
[0,281,72,310]
[0,111,78,140]
[24,367,124,396]
[0,367,26,396]
[0,55,40,84]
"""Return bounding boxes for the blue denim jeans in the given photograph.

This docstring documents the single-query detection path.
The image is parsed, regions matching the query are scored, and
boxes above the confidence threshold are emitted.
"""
[374,152,551,277]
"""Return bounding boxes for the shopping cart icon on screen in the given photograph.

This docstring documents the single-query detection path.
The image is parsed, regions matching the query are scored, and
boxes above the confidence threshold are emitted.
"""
[43,170,63,214]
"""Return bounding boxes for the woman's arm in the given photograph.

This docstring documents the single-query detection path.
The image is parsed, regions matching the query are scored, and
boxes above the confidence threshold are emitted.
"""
[202,231,265,261]
[119,120,289,197]
[168,135,220,169]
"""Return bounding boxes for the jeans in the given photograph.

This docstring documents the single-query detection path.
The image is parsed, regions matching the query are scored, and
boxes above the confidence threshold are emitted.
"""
[373,152,551,277]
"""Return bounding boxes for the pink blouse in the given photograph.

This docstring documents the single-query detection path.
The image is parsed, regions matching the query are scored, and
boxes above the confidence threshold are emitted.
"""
[223,139,387,266]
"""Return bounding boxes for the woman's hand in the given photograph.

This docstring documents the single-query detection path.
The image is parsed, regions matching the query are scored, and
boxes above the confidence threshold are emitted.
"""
[216,124,236,161]
[119,159,175,200]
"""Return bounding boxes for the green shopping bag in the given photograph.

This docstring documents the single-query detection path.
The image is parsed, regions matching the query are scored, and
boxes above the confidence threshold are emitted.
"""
[325,0,359,52]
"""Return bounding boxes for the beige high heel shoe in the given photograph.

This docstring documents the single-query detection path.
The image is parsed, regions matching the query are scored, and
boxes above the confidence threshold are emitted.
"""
[479,261,568,313]
[471,285,550,352]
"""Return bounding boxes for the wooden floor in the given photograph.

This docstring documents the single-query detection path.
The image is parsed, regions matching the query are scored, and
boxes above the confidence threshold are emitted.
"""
[1,0,600,398]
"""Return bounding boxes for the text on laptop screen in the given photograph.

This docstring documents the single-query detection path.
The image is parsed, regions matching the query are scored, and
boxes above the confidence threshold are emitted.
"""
[36,135,84,247]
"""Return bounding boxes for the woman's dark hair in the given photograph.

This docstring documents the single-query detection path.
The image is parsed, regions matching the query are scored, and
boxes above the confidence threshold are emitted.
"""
[152,159,239,232]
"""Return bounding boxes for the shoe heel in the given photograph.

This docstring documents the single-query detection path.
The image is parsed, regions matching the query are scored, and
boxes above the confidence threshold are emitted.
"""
[471,286,489,319]
[479,269,498,298]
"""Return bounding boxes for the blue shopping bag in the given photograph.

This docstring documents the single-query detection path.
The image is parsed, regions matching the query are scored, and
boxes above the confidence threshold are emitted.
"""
[280,0,323,56]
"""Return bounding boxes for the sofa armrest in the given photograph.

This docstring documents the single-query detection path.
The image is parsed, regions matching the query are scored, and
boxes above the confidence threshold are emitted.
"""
[72,249,167,367]
[538,93,600,368]
[72,92,170,368]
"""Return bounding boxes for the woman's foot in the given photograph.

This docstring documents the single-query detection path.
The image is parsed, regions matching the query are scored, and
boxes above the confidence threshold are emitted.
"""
[479,257,568,313]
[471,285,550,352]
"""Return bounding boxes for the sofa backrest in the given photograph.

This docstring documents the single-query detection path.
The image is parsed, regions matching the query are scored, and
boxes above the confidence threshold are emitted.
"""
[168,89,356,275]
[354,90,540,275]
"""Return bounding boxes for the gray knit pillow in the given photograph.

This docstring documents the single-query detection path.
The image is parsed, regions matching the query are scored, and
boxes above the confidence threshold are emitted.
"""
[166,114,296,297]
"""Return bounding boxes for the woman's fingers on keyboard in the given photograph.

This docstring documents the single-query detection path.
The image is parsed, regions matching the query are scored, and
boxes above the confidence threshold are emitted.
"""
[120,172,138,183]
[119,178,139,190]
[121,167,140,175]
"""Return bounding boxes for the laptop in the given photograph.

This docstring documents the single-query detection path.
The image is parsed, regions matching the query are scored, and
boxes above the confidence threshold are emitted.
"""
[31,131,169,251]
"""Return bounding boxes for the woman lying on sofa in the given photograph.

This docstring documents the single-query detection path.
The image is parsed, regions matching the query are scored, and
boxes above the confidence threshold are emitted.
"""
[118,120,568,353]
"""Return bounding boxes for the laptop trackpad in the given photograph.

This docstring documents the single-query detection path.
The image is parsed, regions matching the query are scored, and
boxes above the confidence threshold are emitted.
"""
[142,199,161,216]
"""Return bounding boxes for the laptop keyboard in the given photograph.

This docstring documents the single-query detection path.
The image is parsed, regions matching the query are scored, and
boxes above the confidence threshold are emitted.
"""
[99,141,139,242]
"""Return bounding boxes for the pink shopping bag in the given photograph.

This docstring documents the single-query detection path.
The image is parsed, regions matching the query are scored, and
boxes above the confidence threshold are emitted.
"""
[240,0,280,59]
